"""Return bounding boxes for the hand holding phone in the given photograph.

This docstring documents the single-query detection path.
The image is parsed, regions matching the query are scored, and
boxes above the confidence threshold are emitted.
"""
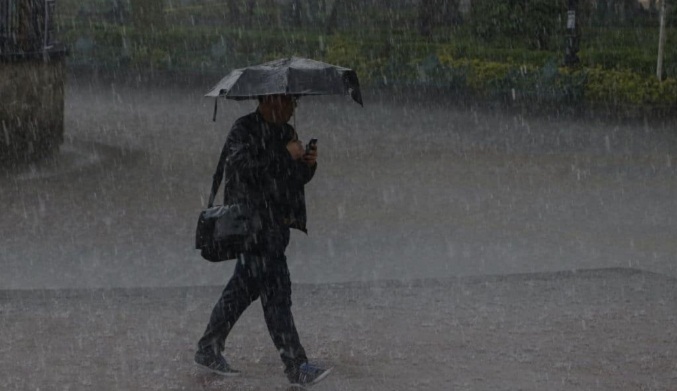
[304,138,318,167]
[305,138,318,154]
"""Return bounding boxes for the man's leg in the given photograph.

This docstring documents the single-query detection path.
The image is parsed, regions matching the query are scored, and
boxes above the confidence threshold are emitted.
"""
[259,245,308,381]
[257,226,331,385]
[197,255,260,356]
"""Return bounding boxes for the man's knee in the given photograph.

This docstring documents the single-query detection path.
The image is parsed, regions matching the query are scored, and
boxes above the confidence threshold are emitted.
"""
[261,285,292,309]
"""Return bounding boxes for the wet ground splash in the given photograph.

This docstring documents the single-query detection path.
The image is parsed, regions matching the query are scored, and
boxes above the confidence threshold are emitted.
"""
[1,268,675,390]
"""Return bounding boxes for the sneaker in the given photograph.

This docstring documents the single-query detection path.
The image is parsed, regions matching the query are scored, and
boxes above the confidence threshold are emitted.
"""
[291,363,333,386]
[194,349,240,377]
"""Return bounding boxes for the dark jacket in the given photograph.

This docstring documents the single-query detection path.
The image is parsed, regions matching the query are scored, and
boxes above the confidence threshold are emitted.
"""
[211,111,316,233]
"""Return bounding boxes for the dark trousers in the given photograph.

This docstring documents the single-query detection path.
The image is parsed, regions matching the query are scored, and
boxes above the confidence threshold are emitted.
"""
[197,225,308,378]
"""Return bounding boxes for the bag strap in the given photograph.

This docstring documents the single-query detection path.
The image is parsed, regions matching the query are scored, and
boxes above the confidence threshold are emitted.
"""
[208,149,227,208]
[207,178,219,208]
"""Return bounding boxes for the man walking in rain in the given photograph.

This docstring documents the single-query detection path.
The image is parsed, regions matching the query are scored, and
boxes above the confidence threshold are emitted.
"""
[195,94,331,387]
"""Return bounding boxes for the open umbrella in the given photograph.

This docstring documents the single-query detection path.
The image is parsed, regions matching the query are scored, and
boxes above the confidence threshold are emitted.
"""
[206,57,362,120]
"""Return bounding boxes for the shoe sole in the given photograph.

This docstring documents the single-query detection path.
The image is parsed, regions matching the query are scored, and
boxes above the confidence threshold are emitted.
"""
[290,367,333,388]
[311,367,332,385]
[195,362,241,377]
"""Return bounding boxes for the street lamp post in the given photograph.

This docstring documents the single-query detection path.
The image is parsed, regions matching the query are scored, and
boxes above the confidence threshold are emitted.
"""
[564,0,580,67]
[657,0,668,81]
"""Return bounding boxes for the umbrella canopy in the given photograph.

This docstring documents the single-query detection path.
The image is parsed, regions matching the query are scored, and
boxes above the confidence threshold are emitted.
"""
[205,57,363,106]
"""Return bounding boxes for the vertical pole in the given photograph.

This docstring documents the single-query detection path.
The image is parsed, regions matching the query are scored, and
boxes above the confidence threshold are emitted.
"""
[657,0,667,82]
[565,0,580,67]
[44,0,53,49]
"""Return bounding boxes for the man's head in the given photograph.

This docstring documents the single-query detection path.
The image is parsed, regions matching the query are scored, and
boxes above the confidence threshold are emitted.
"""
[257,94,297,125]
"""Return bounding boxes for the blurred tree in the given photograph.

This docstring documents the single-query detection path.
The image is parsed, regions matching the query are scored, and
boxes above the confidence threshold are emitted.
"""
[419,0,462,37]
[306,0,320,24]
[261,0,281,27]
[419,0,434,37]
[469,0,565,49]
[619,0,643,22]
[326,0,338,34]
[326,0,362,34]
[592,0,648,26]
[291,0,303,27]
[528,0,565,50]
[277,0,329,27]
[245,0,255,28]
[130,0,165,30]
[228,0,242,25]
[108,0,129,25]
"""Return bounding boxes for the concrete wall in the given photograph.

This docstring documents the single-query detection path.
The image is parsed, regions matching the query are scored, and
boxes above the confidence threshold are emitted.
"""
[0,57,65,167]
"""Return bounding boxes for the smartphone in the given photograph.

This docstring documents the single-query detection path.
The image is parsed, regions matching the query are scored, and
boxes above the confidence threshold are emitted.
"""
[305,138,318,154]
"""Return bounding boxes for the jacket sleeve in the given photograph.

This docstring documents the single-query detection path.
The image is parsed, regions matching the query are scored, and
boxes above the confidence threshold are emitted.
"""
[223,119,314,193]
[279,144,315,188]
[274,124,316,188]
[283,124,316,187]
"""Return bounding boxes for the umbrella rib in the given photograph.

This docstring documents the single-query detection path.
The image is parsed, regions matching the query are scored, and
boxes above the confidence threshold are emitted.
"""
[227,67,250,99]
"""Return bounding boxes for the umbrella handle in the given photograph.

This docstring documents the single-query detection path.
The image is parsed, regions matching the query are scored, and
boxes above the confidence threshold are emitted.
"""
[212,99,218,122]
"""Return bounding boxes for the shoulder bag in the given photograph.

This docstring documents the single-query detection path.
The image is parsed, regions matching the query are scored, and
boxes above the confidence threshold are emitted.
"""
[195,167,262,262]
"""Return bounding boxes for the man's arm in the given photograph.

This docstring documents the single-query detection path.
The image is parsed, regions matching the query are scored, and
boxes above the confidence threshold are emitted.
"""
[224,119,313,190]
[221,119,265,188]
[283,136,317,187]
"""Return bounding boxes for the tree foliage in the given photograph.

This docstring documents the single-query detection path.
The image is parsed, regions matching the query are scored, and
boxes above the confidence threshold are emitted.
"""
[418,0,462,37]
[129,0,165,30]
[469,0,566,50]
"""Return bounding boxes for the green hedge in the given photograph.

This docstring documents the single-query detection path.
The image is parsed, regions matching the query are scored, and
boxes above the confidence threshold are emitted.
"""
[56,21,676,114]
[324,36,676,110]
[584,66,677,106]
[468,0,566,50]
[60,24,326,71]
[321,33,676,110]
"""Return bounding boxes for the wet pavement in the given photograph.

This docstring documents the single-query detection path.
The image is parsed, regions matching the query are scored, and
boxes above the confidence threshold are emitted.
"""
[1,269,676,390]
[1,76,677,390]
[1,77,675,289]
